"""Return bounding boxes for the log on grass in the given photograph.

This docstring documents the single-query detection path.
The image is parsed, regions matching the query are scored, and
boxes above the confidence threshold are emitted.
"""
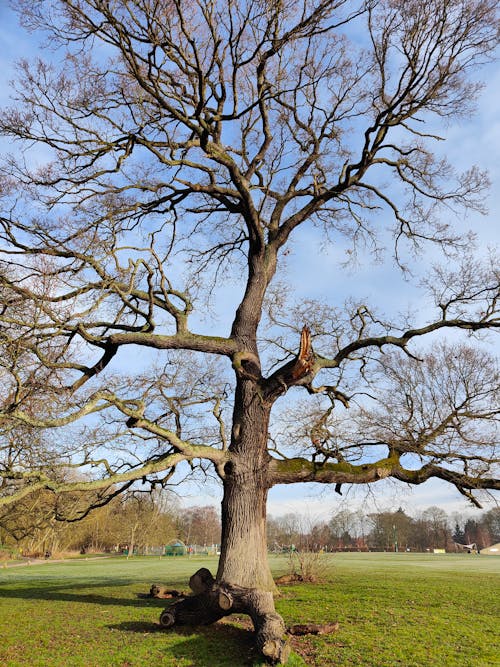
[274,573,303,585]
[159,568,290,664]
[149,584,185,599]
[288,621,340,635]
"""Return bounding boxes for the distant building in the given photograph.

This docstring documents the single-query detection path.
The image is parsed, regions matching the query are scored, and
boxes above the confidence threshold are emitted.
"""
[480,542,500,556]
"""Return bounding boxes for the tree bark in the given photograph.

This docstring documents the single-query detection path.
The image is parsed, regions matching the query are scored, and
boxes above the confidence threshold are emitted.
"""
[217,378,276,592]
[216,464,275,592]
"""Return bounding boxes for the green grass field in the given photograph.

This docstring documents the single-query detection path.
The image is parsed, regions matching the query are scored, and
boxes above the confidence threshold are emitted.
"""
[0,553,498,666]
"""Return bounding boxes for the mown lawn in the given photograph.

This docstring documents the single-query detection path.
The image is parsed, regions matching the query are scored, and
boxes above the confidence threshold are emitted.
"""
[0,553,498,666]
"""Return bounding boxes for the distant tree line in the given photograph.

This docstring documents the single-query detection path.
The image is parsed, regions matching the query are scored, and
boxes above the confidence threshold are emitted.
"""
[267,506,500,553]
[1,486,498,559]
[0,488,221,558]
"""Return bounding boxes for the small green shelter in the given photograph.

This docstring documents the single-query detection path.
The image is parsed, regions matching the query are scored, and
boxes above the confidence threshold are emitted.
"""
[164,540,187,556]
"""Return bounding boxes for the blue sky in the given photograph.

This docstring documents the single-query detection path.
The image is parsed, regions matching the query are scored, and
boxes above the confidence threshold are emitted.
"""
[0,3,498,520]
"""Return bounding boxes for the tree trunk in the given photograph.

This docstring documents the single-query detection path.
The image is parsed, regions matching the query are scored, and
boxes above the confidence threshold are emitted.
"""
[217,378,276,589]
[159,379,290,663]
[216,464,275,592]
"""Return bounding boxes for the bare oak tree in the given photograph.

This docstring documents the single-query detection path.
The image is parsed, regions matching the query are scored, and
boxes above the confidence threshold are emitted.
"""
[0,1,499,662]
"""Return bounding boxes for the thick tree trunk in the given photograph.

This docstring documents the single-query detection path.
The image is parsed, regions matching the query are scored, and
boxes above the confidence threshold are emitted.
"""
[217,378,276,591]
[159,379,290,663]
[216,465,275,592]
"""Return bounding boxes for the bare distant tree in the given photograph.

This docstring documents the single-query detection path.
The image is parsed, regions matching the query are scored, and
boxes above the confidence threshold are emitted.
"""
[342,344,499,505]
[0,1,498,661]
[179,505,221,547]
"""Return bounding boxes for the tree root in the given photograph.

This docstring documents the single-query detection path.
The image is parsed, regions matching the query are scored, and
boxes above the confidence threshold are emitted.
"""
[157,568,290,664]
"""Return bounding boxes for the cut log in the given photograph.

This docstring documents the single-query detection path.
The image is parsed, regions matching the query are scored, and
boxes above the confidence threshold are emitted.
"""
[218,591,233,611]
[159,609,176,628]
[288,621,340,635]
[189,567,215,594]
[159,568,290,664]
[274,573,303,585]
[149,584,185,599]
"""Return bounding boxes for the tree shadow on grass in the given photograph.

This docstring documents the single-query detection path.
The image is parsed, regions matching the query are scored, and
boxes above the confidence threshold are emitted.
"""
[0,581,167,608]
[110,618,258,666]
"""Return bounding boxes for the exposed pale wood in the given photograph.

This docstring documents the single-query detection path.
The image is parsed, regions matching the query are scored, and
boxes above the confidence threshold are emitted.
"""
[159,609,176,628]
[218,591,233,611]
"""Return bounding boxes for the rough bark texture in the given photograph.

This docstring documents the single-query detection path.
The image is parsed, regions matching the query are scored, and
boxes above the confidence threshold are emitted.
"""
[217,379,276,592]
[216,468,275,591]
[159,568,290,664]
